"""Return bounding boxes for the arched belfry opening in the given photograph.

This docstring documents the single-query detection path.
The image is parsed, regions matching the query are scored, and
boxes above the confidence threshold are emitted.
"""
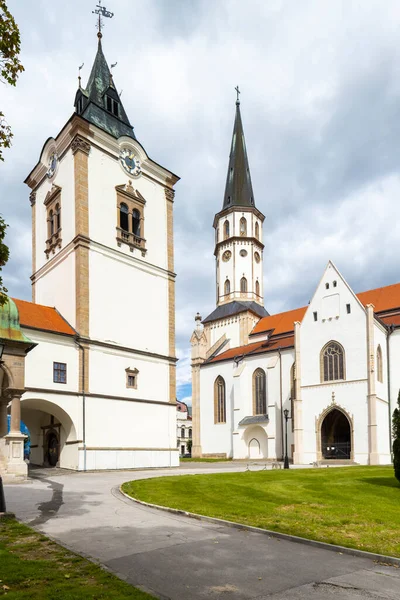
[321,408,351,459]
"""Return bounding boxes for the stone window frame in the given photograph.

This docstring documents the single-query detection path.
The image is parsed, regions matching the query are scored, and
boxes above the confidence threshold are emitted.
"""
[255,280,260,297]
[224,219,230,240]
[44,185,62,258]
[320,340,346,383]
[126,367,139,389]
[252,368,267,415]
[255,221,260,240]
[214,375,226,424]
[240,276,248,294]
[116,182,147,255]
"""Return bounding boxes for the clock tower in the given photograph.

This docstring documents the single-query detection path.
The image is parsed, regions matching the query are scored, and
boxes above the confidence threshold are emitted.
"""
[24,28,179,469]
[202,95,268,350]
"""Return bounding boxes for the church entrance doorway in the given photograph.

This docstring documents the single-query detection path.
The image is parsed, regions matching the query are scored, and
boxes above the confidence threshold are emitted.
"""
[248,438,261,459]
[45,431,60,467]
[321,409,351,459]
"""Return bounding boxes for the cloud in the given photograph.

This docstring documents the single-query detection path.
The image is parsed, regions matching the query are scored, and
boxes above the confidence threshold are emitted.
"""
[2,1,400,398]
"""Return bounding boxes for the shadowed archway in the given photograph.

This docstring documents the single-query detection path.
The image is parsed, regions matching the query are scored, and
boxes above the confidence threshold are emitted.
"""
[321,408,351,459]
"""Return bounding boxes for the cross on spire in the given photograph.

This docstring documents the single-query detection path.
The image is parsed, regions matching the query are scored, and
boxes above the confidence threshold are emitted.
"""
[235,85,240,105]
[92,1,114,39]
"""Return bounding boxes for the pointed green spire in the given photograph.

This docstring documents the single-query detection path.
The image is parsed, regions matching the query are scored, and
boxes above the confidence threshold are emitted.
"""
[222,94,255,210]
[74,37,136,141]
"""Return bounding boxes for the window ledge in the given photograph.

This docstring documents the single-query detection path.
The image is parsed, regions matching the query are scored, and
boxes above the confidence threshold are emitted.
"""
[45,229,62,257]
[116,228,147,256]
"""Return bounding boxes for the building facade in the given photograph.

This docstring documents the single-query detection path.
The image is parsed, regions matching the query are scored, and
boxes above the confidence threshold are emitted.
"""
[191,99,395,466]
[176,400,192,456]
[0,31,179,474]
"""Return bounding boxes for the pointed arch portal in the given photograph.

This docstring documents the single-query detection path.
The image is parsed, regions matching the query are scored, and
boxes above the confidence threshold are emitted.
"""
[321,408,351,459]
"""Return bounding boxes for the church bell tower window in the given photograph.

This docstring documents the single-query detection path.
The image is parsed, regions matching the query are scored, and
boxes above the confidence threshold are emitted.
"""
[120,203,129,232]
[132,209,141,237]
[224,220,230,240]
[240,277,247,293]
[106,95,119,116]
[240,216,247,236]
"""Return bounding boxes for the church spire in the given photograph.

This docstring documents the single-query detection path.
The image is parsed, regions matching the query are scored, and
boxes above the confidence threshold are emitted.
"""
[222,89,255,210]
[74,5,136,141]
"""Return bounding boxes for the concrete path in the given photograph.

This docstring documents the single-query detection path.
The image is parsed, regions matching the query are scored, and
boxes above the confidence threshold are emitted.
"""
[4,465,400,599]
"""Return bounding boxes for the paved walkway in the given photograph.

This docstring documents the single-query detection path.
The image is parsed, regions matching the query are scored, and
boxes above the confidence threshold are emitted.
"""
[4,465,400,599]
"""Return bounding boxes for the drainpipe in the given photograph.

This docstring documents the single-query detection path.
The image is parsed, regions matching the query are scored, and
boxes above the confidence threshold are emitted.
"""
[278,349,284,460]
[386,324,394,460]
[75,339,86,472]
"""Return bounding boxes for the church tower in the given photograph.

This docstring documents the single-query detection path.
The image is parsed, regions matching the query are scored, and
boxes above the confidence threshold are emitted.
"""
[202,94,268,350]
[24,22,179,469]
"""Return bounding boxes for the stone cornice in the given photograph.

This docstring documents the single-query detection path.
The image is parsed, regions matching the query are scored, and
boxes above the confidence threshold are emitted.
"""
[214,236,265,255]
[213,205,265,227]
[71,135,91,155]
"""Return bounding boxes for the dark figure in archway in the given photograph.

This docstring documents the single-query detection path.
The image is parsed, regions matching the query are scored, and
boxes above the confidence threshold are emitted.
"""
[321,409,351,459]
[46,432,59,467]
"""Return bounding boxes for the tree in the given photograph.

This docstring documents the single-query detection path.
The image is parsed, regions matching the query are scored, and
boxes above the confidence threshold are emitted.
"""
[186,439,192,455]
[0,215,8,304]
[393,390,400,483]
[0,0,24,162]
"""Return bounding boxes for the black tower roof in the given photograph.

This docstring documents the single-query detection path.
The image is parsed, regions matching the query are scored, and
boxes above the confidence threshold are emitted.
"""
[74,37,136,140]
[222,98,255,210]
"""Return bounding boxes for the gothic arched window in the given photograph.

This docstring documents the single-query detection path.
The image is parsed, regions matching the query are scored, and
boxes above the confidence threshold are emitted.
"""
[224,220,230,240]
[132,209,141,237]
[321,341,345,382]
[255,280,260,297]
[224,279,231,296]
[253,368,266,415]
[181,427,185,438]
[376,345,383,383]
[189,428,192,439]
[214,376,226,423]
[240,277,247,293]
[255,222,260,240]
[240,217,247,236]
[120,203,129,232]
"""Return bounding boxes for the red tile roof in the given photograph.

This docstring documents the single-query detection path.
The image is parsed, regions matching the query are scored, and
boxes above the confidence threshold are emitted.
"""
[357,283,400,313]
[208,335,295,364]
[13,299,76,336]
[251,306,307,337]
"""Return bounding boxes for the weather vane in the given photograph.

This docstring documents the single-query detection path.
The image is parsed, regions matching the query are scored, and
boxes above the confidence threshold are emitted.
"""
[235,85,241,104]
[92,1,114,38]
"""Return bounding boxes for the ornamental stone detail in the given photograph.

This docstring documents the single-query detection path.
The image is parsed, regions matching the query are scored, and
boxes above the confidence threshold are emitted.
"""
[71,135,91,155]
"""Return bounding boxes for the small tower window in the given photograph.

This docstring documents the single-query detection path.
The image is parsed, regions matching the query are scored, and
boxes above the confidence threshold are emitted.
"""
[224,220,230,240]
[106,95,119,117]
[240,277,247,293]
[325,283,329,289]
[120,203,129,232]
[313,311,318,321]
[255,222,260,240]
[255,280,260,297]
[224,279,231,296]
[132,209,141,237]
[346,304,351,314]
[240,216,247,236]
[333,280,337,287]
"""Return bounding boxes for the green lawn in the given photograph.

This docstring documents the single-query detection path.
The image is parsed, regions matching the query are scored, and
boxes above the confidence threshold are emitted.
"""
[0,517,154,599]
[122,466,400,558]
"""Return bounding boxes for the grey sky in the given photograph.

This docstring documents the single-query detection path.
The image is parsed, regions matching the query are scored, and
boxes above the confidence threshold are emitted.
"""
[2,0,400,404]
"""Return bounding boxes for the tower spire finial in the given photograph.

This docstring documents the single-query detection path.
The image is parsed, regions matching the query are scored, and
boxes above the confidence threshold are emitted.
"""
[92,1,114,39]
[78,63,84,89]
[235,85,240,105]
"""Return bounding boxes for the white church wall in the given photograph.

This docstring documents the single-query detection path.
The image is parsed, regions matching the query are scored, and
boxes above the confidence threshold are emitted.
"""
[34,250,76,329]
[88,345,170,402]
[34,148,75,274]
[207,317,241,349]
[23,329,79,392]
[87,144,169,271]
[376,399,391,463]
[374,322,388,402]
[200,361,234,457]
[82,395,178,469]
[389,329,400,416]
[88,248,169,354]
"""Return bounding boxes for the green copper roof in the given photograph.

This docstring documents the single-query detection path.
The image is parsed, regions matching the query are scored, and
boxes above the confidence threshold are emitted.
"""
[75,38,136,140]
[222,100,255,210]
[0,298,33,345]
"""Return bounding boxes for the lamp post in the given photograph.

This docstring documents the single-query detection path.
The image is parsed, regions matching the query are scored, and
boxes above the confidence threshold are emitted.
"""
[283,408,291,469]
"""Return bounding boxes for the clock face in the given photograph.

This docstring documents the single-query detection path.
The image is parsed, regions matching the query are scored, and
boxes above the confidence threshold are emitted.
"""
[254,251,261,263]
[46,152,58,179]
[120,147,141,177]
[222,250,232,262]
